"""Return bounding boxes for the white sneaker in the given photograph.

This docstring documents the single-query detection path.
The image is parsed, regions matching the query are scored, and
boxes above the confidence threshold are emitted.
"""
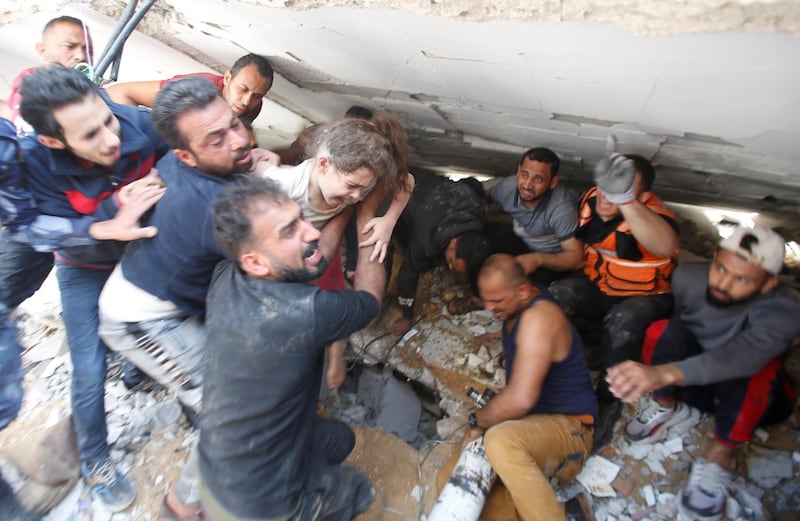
[678,459,731,521]
[624,397,690,442]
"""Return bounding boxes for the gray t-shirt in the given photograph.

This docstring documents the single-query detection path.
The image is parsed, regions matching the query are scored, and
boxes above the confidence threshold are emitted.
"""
[490,177,578,253]
[672,262,800,386]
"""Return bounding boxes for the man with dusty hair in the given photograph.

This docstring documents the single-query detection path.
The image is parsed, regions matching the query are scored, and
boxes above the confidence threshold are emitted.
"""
[199,175,385,521]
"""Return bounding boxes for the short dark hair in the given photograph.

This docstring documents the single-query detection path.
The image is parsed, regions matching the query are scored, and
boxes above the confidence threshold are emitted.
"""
[345,106,373,120]
[519,147,560,176]
[19,65,98,141]
[152,76,221,150]
[625,154,655,191]
[211,175,291,260]
[43,15,86,34]
[456,230,492,290]
[230,53,274,80]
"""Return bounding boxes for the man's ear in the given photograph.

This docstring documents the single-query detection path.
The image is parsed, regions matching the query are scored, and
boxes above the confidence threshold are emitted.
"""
[37,135,66,150]
[223,70,233,88]
[637,191,651,204]
[34,42,47,61]
[549,175,560,190]
[173,148,197,168]
[761,275,780,295]
[240,250,272,278]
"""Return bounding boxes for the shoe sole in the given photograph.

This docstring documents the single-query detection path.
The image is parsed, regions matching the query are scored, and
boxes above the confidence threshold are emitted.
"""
[626,403,692,443]
[677,496,723,521]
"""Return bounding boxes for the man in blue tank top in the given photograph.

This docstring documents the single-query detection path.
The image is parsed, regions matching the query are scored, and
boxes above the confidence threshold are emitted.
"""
[438,254,597,521]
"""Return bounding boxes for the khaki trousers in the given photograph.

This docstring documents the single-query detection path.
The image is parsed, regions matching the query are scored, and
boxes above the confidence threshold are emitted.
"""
[436,414,593,521]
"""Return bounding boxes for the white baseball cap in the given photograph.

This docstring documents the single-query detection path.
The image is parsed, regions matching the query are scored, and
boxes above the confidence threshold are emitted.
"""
[718,225,786,276]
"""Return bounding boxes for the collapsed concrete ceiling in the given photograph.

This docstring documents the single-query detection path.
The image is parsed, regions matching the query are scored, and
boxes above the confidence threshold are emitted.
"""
[2,0,800,240]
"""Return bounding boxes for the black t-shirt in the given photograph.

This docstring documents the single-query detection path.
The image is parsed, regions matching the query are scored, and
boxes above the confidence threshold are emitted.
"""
[198,261,379,518]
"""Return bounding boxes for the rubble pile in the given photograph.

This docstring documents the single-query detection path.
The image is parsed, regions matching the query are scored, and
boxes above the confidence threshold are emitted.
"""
[2,263,798,520]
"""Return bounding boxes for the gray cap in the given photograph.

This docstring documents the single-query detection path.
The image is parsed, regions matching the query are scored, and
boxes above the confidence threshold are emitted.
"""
[718,225,785,275]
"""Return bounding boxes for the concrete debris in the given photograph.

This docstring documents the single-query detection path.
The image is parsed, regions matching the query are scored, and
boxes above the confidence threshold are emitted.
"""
[663,437,683,454]
[641,484,655,506]
[409,484,422,501]
[435,417,463,439]
[656,492,677,518]
[643,452,667,476]
[476,345,490,360]
[753,428,769,443]
[746,447,794,488]
[466,353,485,368]
[576,456,620,498]
[622,442,650,460]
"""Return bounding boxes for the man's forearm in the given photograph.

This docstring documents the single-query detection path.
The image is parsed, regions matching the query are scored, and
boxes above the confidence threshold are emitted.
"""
[619,200,679,257]
[473,390,534,430]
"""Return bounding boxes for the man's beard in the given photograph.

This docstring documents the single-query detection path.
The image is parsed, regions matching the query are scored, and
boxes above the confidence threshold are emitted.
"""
[275,242,329,283]
[193,147,252,176]
[705,287,756,308]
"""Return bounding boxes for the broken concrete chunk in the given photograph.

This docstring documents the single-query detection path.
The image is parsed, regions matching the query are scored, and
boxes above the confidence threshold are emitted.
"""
[576,455,620,498]
[656,492,677,518]
[746,447,794,488]
[467,324,486,336]
[477,345,490,360]
[641,484,656,506]
[623,442,650,460]
[663,437,683,454]
[644,453,668,476]
[466,353,484,368]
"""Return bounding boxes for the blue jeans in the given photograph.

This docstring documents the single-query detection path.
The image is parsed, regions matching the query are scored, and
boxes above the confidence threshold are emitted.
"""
[56,261,112,465]
[0,228,53,429]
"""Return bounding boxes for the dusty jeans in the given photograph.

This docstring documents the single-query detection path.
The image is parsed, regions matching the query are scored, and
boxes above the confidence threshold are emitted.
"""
[99,315,205,415]
[437,414,593,521]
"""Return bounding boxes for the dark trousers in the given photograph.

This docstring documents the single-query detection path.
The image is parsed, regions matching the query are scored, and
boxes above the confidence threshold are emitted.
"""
[646,319,795,447]
[293,417,373,521]
[549,274,673,401]
[0,229,53,429]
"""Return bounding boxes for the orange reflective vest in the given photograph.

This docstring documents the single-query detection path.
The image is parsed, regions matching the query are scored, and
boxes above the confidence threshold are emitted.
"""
[579,187,677,296]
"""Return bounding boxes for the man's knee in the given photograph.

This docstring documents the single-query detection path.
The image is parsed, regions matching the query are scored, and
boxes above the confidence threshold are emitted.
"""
[313,417,356,465]
[549,277,590,317]
[484,422,519,470]
[601,310,642,365]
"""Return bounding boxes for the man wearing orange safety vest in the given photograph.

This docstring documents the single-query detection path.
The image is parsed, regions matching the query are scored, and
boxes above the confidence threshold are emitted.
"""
[549,142,679,450]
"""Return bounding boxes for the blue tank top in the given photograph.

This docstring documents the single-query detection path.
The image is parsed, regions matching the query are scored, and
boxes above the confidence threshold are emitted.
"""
[503,291,598,424]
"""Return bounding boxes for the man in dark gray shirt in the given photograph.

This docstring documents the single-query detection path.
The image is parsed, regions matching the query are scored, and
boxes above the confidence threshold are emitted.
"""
[607,224,799,521]
[198,175,384,521]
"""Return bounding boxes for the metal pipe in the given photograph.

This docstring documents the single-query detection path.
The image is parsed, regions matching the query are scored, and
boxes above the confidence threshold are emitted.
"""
[95,0,138,70]
[94,0,156,79]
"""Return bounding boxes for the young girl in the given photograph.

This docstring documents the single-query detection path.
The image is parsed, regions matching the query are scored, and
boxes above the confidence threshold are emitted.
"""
[257,114,413,387]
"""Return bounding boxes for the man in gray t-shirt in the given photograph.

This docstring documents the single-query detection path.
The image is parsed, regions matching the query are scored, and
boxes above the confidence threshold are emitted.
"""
[489,147,582,285]
[607,225,799,521]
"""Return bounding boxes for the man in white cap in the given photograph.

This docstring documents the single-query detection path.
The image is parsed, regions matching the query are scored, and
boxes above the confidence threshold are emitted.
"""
[607,224,800,521]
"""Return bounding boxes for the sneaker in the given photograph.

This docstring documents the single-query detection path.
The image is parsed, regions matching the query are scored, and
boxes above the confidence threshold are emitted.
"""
[678,459,730,521]
[82,459,135,512]
[624,397,690,442]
